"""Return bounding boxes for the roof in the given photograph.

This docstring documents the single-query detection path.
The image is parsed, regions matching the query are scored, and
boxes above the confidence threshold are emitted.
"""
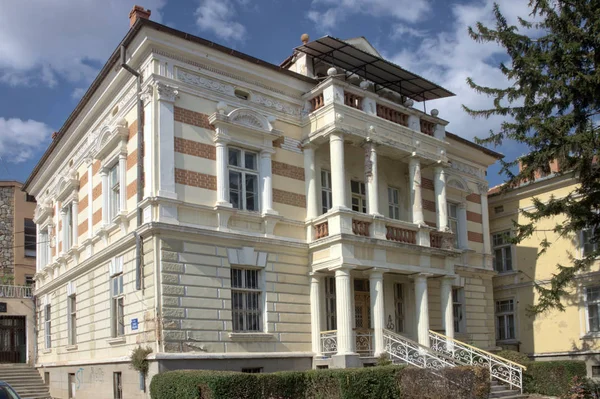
[0,180,23,188]
[294,36,455,102]
[446,132,504,160]
[23,18,317,191]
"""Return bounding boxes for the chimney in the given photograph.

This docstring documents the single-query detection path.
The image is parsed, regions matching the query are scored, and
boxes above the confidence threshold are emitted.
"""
[129,5,151,27]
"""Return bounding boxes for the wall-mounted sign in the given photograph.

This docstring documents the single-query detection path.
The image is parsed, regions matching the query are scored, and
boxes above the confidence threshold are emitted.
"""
[131,318,138,330]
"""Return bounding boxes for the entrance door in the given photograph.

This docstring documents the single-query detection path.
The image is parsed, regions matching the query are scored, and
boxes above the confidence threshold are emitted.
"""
[0,316,26,363]
[353,279,371,328]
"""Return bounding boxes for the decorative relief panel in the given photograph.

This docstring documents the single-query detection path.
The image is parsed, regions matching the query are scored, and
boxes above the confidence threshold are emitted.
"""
[450,159,484,179]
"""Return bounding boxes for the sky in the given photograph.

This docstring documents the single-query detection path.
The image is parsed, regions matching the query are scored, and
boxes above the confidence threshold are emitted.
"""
[0,0,534,188]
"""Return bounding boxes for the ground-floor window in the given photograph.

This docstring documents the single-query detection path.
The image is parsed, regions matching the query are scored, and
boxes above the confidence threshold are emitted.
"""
[231,267,262,332]
[113,372,122,399]
[495,299,516,341]
[241,367,263,373]
[394,283,405,333]
[325,277,336,330]
[453,288,465,333]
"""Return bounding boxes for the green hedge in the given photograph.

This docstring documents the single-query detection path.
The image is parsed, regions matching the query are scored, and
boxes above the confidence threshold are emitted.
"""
[150,365,490,399]
[524,360,587,396]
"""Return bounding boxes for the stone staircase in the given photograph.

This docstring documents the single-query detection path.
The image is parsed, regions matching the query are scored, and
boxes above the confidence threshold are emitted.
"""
[0,364,51,399]
[489,381,527,398]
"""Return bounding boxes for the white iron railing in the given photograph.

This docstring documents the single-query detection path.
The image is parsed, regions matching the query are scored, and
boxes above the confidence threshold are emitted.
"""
[429,330,526,393]
[354,329,374,357]
[0,285,32,299]
[383,329,458,370]
[320,330,338,356]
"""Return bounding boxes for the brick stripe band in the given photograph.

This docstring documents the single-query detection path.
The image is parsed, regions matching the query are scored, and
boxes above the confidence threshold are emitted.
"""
[422,199,436,212]
[79,196,88,213]
[174,107,215,130]
[421,178,434,190]
[466,193,481,204]
[92,209,102,225]
[175,168,216,190]
[272,160,305,181]
[273,189,306,208]
[174,137,216,160]
[467,211,483,224]
[92,184,102,201]
[78,220,88,236]
[468,231,483,243]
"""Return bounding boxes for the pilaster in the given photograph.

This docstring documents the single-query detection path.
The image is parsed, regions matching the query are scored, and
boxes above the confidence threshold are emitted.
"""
[368,269,385,356]
[260,150,277,216]
[303,145,318,220]
[364,139,381,216]
[409,156,424,224]
[434,166,448,231]
[310,273,322,356]
[156,82,178,200]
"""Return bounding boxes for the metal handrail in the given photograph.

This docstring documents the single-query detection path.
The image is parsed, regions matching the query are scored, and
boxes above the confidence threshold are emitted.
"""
[320,330,338,356]
[428,330,525,393]
[0,285,32,299]
[383,329,460,370]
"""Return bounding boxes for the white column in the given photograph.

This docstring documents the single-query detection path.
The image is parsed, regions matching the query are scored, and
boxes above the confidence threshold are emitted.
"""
[310,274,322,355]
[365,141,380,216]
[54,201,60,254]
[72,199,78,248]
[119,151,127,213]
[215,139,231,207]
[440,276,454,340]
[87,161,93,237]
[369,270,385,356]
[303,146,318,220]
[335,267,355,354]
[142,86,154,198]
[409,157,424,224]
[457,203,468,249]
[156,82,178,199]
[60,209,67,255]
[414,273,430,347]
[480,184,491,254]
[330,133,347,209]
[35,223,40,272]
[100,168,109,225]
[260,150,276,215]
[434,166,448,231]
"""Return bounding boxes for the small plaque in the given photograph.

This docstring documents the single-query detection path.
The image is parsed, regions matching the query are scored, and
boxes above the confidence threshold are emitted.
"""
[131,318,138,331]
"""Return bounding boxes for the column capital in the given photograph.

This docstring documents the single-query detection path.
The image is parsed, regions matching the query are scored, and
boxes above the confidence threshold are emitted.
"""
[301,142,317,151]
[329,264,356,273]
[441,275,457,283]
[329,131,344,142]
[412,272,433,281]
[155,82,179,103]
[260,148,275,157]
[365,268,388,278]
[477,182,489,194]
[213,128,231,144]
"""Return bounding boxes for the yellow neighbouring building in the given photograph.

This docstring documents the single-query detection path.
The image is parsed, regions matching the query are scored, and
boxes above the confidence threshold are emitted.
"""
[489,164,600,377]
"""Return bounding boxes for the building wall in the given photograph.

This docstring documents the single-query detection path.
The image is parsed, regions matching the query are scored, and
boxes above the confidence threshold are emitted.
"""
[13,184,37,286]
[0,185,15,277]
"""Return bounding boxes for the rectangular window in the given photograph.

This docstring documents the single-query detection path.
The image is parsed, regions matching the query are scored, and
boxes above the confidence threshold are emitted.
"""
[321,170,332,214]
[228,148,259,211]
[25,193,36,203]
[325,277,336,330]
[388,187,400,220]
[68,373,75,399]
[587,286,600,333]
[448,203,459,248]
[351,180,366,213]
[394,283,404,333]
[68,295,77,345]
[44,372,50,385]
[241,367,263,373]
[113,372,122,399]
[63,204,73,252]
[592,365,600,378]
[38,229,49,268]
[110,257,124,337]
[25,275,34,287]
[109,164,120,220]
[582,228,598,257]
[495,299,515,341]
[45,304,52,349]
[493,231,513,273]
[231,268,262,332]
[24,219,36,257]
[453,288,464,333]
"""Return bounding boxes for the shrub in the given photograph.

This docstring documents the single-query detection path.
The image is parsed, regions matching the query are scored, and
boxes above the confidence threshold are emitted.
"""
[524,360,587,396]
[150,365,490,399]
[130,346,153,376]
[495,350,530,366]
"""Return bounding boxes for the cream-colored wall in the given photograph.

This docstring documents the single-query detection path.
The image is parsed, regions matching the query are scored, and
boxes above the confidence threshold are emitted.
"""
[491,178,600,355]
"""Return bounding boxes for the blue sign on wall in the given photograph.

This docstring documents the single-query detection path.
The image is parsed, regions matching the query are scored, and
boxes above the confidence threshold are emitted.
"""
[131,318,139,330]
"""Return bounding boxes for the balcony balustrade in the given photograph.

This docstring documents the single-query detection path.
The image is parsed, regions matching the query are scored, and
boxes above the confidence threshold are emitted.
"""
[0,285,32,299]
[420,120,435,136]
[319,329,374,358]
[376,104,408,127]
[315,221,329,239]
[430,232,443,248]
[310,93,324,111]
[344,92,362,110]
[352,219,371,236]
[386,225,417,244]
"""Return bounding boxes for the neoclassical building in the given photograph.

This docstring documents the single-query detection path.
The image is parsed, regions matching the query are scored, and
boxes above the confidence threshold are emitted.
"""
[25,7,505,398]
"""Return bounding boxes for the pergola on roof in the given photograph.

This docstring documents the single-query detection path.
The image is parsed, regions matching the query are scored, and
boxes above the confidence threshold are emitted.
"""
[295,36,455,102]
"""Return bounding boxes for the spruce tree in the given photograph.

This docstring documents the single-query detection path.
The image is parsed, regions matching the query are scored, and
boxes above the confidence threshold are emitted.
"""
[465,0,600,313]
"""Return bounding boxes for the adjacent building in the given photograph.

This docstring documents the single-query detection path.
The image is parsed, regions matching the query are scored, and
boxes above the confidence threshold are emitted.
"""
[24,7,503,398]
[490,163,600,376]
[0,180,36,364]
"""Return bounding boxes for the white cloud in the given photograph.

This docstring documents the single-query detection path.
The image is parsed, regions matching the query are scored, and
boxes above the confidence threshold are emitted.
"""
[307,0,431,29]
[0,0,167,88]
[0,118,52,163]
[195,0,247,42]
[71,88,87,100]
[390,23,427,39]
[384,0,534,142]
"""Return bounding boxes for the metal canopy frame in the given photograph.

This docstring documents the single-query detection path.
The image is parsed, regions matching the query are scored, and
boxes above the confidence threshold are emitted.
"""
[295,36,455,102]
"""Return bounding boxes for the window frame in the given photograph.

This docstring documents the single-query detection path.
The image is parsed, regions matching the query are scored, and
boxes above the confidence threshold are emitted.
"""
[231,267,263,333]
[44,303,52,349]
[24,218,37,257]
[351,180,367,214]
[228,147,260,212]
[67,294,77,346]
[453,288,465,333]
[113,372,123,399]
[108,163,120,221]
[495,298,516,341]
[447,202,460,248]
[62,203,73,252]
[492,230,514,273]
[321,170,333,215]
[585,286,600,334]
[110,257,125,338]
[581,228,598,258]
[394,283,404,333]
[388,187,400,220]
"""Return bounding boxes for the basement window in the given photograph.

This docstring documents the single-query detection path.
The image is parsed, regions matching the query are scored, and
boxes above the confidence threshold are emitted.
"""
[242,367,263,373]
[235,89,250,100]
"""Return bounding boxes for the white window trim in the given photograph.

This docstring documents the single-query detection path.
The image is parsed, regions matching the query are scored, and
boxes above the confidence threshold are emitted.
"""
[492,230,515,273]
[581,228,599,259]
[228,147,260,212]
[108,163,121,221]
[109,257,125,338]
[447,202,460,248]
[495,298,517,342]
[584,286,600,336]
[351,180,367,214]
[231,266,264,333]
[388,187,401,220]
[44,302,52,350]
[320,169,333,215]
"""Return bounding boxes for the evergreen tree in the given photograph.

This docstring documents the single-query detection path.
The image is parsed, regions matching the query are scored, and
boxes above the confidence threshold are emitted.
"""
[465,0,600,313]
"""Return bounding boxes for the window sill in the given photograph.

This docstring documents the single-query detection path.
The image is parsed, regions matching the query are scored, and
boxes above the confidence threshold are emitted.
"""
[41,348,52,354]
[496,270,519,276]
[580,333,600,340]
[229,333,274,342]
[496,339,519,345]
[106,336,126,345]
[65,344,78,351]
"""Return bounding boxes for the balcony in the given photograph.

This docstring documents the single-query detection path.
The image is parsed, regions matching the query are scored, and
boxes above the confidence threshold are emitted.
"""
[0,285,33,299]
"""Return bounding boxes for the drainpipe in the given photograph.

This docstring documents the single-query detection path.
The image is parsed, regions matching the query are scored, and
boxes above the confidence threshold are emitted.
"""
[32,295,37,365]
[120,45,143,291]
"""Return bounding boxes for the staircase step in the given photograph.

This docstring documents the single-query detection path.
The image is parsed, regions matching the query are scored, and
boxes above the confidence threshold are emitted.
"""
[488,390,524,399]
[0,364,50,399]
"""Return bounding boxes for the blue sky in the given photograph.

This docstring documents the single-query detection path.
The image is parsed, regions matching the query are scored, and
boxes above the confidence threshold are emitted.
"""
[0,0,532,188]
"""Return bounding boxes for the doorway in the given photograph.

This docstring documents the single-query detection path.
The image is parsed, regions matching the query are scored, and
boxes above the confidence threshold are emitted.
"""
[0,316,26,363]
[354,279,371,328]
[68,373,76,398]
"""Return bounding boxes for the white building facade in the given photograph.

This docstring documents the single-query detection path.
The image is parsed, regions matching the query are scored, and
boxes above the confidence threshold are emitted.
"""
[25,9,502,398]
